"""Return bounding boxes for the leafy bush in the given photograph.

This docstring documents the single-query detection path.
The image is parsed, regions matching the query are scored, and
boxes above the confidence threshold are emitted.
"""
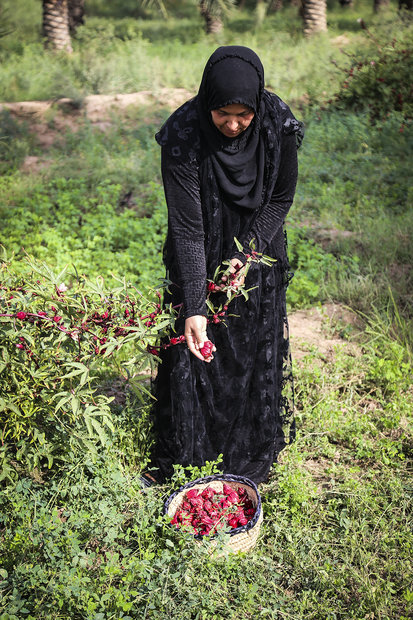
[286,223,359,308]
[330,26,413,121]
[0,257,175,471]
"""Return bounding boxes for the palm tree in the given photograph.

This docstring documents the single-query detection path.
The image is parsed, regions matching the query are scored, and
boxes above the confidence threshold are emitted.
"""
[301,0,327,35]
[42,0,73,52]
[68,0,85,34]
[199,0,234,34]
[199,0,223,33]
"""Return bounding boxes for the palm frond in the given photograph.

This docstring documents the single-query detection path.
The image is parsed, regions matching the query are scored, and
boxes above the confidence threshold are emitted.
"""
[140,0,169,20]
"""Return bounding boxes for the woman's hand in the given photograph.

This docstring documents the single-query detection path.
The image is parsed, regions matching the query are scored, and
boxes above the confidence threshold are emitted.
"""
[220,257,246,290]
[185,315,216,362]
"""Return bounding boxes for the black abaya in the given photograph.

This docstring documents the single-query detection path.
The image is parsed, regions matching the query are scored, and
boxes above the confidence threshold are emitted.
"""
[151,46,303,484]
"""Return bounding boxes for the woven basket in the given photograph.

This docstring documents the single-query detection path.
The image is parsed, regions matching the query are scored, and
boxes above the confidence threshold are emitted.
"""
[164,473,263,554]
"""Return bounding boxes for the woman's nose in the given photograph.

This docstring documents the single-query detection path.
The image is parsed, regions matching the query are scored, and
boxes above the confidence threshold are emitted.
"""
[226,118,238,130]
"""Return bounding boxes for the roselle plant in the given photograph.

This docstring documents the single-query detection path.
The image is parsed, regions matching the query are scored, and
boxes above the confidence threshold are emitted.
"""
[0,242,274,471]
[0,257,175,469]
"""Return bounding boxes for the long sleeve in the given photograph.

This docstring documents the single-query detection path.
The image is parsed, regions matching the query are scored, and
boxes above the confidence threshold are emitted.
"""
[161,148,207,319]
[237,132,298,257]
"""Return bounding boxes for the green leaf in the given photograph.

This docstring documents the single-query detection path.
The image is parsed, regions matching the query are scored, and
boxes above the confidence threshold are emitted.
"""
[89,417,107,444]
[54,395,71,412]
[234,237,243,252]
[102,343,117,358]
[213,265,221,280]
[71,396,81,416]
[79,369,89,386]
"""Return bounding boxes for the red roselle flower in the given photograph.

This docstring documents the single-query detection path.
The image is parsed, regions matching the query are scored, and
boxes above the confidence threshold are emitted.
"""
[207,281,220,292]
[200,340,214,358]
[16,312,27,320]
[147,347,159,356]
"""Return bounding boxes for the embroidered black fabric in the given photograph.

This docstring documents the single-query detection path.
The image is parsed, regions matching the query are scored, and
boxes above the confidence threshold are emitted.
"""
[151,47,303,484]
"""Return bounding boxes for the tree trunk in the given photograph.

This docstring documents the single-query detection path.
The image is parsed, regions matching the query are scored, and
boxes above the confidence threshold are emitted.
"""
[199,1,223,34]
[43,0,73,52]
[68,0,85,34]
[256,0,267,25]
[374,0,389,11]
[268,0,283,12]
[301,0,327,35]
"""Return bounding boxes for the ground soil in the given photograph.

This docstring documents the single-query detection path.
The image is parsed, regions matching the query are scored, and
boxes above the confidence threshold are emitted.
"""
[289,303,361,361]
[0,89,193,156]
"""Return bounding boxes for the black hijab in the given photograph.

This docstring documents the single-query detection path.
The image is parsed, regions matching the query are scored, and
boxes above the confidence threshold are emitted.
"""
[197,46,266,210]
[155,46,304,222]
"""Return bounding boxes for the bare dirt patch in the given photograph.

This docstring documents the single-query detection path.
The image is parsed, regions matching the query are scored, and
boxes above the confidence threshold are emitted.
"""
[21,155,50,174]
[289,303,361,361]
[0,89,194,150]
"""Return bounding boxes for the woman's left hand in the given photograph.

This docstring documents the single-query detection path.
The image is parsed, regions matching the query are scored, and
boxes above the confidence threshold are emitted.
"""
[220,258,246,290]
[185,315,216,362]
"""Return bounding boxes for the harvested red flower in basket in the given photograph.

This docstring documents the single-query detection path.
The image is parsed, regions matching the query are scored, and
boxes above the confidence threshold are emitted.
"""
[165,474,263,552]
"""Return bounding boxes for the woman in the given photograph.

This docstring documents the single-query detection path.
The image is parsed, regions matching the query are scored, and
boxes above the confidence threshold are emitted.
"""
[148,46,303,486]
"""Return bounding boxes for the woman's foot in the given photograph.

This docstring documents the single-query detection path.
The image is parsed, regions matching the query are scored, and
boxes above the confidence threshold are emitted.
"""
[139,472,158,489]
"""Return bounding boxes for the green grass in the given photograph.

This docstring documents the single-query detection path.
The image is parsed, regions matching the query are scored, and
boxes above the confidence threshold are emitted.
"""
[0,341,411,619]
[1,107,411,320]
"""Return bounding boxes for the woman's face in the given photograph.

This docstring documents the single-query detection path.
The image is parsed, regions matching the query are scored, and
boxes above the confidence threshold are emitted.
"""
[211,103,255,138]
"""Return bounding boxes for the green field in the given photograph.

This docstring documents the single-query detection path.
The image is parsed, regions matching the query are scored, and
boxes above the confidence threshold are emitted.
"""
[0,1,412,618]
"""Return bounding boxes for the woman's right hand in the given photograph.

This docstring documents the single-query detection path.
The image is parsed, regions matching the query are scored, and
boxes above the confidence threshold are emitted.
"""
[219,257,246,290]
[184,315,216,362]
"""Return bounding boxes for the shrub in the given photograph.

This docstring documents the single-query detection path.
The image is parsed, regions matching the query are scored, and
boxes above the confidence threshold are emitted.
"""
[286,223,359,308]
[330,27,413,121]
[0,256,175,471]
[0,179,168,290]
